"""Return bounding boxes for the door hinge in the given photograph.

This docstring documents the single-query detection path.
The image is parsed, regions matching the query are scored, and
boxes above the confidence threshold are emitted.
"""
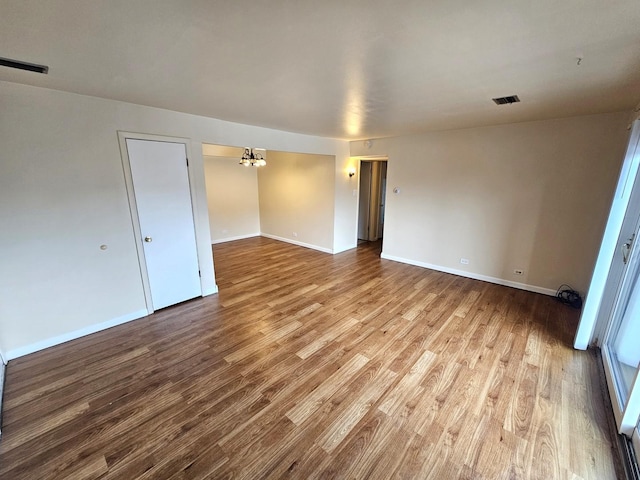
[186,157,189,167]
[198,270,201,277]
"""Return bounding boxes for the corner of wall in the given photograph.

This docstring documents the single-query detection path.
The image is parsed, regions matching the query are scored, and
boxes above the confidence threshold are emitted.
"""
[333,143,359,254]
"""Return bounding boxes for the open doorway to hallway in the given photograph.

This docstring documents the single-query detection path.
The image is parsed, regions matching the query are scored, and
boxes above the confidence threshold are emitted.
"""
[357,160,387,255]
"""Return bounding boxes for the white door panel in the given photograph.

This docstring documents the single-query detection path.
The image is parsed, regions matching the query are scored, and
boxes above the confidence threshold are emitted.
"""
[126,139,201,310]
[597,120,640,437]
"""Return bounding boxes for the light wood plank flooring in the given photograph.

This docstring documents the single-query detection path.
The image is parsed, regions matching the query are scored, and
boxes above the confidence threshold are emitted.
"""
[0,237,619,479]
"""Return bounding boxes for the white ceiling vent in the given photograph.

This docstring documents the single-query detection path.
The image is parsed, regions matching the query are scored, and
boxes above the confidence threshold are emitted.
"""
[492,95,520,105]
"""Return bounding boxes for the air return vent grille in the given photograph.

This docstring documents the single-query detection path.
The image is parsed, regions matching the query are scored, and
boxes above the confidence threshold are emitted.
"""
[0,57,49,74]
[492,95,520,105]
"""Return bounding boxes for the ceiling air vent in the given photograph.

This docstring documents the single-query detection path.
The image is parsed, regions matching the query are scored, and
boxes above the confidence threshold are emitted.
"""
[492,95,520,105]
[0,57,49,74]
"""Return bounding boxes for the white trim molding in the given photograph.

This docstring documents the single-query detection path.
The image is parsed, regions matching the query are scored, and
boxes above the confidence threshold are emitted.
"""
[380,253,556,297]
[0,361,4,437]
[333,244,357,254]
[575,119,640,349]
[117,131,215,312]
[5,309,148,360]
[212,233,260,244]
[260,233,333,254]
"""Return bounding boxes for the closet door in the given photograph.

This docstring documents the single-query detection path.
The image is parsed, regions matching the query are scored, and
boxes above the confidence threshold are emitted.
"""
[126,138,201,311]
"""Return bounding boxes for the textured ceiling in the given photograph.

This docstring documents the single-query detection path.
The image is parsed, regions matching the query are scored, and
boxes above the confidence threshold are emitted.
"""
[1,0,639,139]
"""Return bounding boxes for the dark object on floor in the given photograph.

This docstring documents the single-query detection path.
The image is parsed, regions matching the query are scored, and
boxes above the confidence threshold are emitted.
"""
[556,284,583,309]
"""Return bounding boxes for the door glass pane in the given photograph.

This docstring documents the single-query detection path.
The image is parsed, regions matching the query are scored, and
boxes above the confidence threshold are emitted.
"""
[610,268,640,402]
[608,273,640,417]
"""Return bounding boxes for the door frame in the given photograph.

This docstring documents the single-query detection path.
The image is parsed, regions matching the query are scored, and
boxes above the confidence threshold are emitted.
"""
[602,344,640,435]
[118,131,203,314]
[600,192,640,435]
[357,161,373,241]
[354,155,388,246]
[575,120,640,348]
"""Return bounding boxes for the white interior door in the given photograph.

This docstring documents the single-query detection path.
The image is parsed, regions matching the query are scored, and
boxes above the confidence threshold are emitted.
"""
[126,139,201,311]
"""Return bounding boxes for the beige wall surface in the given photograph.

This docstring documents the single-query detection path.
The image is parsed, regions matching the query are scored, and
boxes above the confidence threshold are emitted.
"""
[350,112,630,294]
[0,81,351,358]
[203,155,260,243]
[258,151,336,252]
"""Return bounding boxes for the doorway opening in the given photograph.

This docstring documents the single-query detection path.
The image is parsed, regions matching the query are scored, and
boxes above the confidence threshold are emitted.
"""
[357,160,388,255]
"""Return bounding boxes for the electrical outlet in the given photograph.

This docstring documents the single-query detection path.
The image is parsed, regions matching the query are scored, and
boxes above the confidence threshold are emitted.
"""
[460,258,469,265]
[292,232,298,237]
[514,269,524,275]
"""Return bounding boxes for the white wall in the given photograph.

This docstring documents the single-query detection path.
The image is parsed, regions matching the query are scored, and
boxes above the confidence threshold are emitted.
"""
[350,112,630,295]
[202,145,355,254]
[333,149,359,253]
[258,151,335,252]
[203,155,260,243]
[0,81,352,358]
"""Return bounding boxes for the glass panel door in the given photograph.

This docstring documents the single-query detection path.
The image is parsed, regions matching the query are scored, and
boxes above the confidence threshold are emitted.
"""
[601,198,640,436]
[602,273,640,435]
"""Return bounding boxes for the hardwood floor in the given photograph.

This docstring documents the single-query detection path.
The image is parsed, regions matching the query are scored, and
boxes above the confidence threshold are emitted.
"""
[0,237,619,479]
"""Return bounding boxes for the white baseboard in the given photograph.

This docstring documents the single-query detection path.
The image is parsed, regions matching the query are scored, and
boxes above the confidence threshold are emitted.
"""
[5,284,221,360]
[380,252,556,296]
[216,233,354,255]
[333,244,357,254]
[212,233,260,244]
[0,360,4,437]
[260,233,333,254]
[5,309,149,360]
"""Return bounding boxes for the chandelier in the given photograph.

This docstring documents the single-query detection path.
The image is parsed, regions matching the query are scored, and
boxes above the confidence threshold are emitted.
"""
[239,148,267,167]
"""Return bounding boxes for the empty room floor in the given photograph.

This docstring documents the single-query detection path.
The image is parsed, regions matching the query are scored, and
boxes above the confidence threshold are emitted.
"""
[0,237,619,479]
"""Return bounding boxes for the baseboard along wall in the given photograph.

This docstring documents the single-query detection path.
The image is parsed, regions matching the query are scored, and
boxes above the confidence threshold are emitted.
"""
[380,252,557,297]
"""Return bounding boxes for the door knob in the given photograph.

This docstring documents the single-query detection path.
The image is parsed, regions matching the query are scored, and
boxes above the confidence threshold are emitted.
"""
[144,236,153,243]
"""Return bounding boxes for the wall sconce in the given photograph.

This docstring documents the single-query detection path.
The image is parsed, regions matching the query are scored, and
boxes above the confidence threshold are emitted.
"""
[348,166,356,178]
[240,147,267,167]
